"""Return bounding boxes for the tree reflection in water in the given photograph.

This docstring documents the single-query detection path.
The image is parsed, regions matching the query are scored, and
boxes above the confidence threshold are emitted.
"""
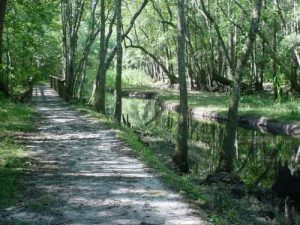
[106,94,300,190]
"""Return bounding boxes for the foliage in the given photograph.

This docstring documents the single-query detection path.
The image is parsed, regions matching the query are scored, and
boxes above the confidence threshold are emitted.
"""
[106,69,155,90]
[0,0,299,223]
[158,91,300,122]
[2,0,61,91]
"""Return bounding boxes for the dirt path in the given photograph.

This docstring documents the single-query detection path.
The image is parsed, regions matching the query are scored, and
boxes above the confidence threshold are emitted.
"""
[2,86,208,225]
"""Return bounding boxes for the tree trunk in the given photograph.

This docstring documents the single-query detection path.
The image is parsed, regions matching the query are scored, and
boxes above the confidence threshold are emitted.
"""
[77,60,87,101]
[60,0,84,101]
[173,0,189,173]
[114,0,123,124]
[95,0,107,113]
[0,0,8,94]
[74,0,99,99]
[65,39,77,100]
[272,7,279,99]
[290,48,298,92]
[217,0,263,173]
[187,63,195,90]
[255,40,265,91]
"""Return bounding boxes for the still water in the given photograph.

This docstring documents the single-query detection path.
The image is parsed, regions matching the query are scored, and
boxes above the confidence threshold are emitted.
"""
[106,94,300,188]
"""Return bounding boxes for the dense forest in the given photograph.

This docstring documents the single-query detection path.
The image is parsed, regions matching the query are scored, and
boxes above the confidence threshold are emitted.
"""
[0,0,300,224]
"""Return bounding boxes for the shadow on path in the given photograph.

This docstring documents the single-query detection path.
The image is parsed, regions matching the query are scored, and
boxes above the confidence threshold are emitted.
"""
[1,86,208,225]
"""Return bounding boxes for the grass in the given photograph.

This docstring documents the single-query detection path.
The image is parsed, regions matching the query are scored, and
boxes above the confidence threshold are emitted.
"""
[100,68,300,123]
[106,69,155,90]
[81,67,300,122]
[0,92,35,208]
[158,91,300,122]
[81,68,156,101]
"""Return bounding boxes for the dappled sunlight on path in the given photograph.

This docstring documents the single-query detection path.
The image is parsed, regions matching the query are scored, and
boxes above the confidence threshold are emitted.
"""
[4,86,207,225]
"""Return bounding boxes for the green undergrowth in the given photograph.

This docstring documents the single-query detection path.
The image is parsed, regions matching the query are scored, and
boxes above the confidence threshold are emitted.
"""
[106,74,300,122]
[82,68,157,100]
[0,93,35,208]
[158,91,300,123]
[72,103,208,203]
[101,69,155,90]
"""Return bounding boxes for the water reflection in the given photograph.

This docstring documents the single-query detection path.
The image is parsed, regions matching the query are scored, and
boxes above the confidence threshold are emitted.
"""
[106,94,300,188]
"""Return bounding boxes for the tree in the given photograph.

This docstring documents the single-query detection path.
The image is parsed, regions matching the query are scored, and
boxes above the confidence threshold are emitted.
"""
[172,0,189,173]
[93,0,149,113]
[61,0,85,101]
[74,0,101,101]
[124,0,179,86]
[0,0,8,94]
[94,0,107,111]
[1,0,61,96]
[217,0,263,173]
[114,0,123,124]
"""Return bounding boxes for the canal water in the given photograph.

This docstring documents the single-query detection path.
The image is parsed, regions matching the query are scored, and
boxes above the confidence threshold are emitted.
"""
[106,94,300,188]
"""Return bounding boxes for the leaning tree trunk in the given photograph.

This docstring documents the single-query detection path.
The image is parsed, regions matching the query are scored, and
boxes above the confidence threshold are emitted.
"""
[173,0,189,173]
[0,0,8,94]
[217,0,263,173]
[114,0,123,124]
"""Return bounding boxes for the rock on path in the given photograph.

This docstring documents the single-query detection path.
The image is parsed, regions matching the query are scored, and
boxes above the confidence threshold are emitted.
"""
[2,86,208,225]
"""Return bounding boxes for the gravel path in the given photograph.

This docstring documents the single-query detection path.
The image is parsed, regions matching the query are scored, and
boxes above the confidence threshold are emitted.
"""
[2,86,208,225]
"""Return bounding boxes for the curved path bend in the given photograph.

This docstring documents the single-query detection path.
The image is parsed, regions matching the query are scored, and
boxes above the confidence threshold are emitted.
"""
[3,86,208,225]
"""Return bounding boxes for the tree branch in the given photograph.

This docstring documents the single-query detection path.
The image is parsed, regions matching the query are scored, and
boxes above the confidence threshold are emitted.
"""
[104,0,149,70]
[200,0,233,69]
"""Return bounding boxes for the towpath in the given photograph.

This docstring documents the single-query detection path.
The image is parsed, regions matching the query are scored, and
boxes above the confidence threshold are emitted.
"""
[2,86,207,225]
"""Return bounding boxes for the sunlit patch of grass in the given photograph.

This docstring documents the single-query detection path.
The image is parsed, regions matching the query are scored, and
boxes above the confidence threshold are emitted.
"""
[239,95,300,121]
[0,99,34,134]
[122,69,155,88]
[159,92,300,122]
[0,94,35,208]
[0,139,28,168]
[106,69,156,90]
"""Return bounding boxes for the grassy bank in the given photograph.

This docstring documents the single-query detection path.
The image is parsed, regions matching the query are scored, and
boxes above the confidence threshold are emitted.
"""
[0,93,35,208]
[158,91,300,122]
[91,68,300,123]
